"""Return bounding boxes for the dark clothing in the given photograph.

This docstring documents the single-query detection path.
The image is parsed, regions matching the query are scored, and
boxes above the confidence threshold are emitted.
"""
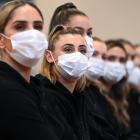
[35,74,90,140]
[128,88,140,139]
[84,85,121,140]
[35,74,119,140]
[0,61,57,140]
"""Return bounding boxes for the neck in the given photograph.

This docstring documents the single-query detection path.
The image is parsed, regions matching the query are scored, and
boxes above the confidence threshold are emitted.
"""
[58,75,78,93]
[2,56,31,82]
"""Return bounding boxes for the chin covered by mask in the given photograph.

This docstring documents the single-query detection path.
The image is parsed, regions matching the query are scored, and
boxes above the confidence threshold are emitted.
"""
[85,57,105,81]
[85,36,94,57]
[1,29,48,68]
[57,52,89,80]
[103,62,126,83]
[128,67,140,86]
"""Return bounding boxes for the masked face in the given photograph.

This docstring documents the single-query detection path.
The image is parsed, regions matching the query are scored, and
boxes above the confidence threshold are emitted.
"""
[1,29,48,67]
[85,57,105,81]
[0,4,46,68]
[67,15,93,57]
[103,62,126,83]
[128,67,140,86]
[57,52,88,80]
[48,33,88,81]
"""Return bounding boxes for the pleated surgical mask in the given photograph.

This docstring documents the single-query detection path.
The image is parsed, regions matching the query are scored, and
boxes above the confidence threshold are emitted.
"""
[57,52,89,80]
[103,62,126,83]
[85,36,94,57]
[85,57,105,81]
[1,29,48,67]
[128,67,140,86]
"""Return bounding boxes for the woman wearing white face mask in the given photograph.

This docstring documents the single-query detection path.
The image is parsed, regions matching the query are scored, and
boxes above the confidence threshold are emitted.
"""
[127,44,140,139]
[100,40,130,139]
[35,25,91,140]
[48,3,94,58]
[0,1,57,140]
[43,3,120,140]
[84,37,123,139]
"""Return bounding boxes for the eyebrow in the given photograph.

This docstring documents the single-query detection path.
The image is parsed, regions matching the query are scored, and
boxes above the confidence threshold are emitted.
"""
[74,27,84,30]
[79,44,86,48]
[13,20,43,24]
[74,26,93,31]
[34,21,44,24]
[62,44,86,49]
[88,27,93,31]
[62,43,74,47]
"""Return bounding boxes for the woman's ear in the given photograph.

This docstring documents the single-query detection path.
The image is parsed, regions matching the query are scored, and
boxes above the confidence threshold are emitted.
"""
[0,35,5,49]
[45,49,54,63]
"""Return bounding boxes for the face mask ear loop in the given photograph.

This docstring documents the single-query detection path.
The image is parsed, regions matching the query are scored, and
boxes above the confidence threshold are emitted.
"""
[0,33,10,40]
[49,50,58,68]
[49,50,63,77]
[0,33,11,54]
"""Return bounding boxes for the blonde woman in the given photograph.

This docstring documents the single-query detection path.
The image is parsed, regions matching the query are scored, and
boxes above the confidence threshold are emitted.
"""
[35,25,89,140]
[0,1,57,139]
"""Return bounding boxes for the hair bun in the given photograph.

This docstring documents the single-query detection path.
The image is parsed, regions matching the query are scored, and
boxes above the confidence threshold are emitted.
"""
[55,2,77,14]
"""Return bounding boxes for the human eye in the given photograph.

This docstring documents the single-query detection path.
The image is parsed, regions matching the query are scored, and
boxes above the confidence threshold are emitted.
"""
[79,45,87,54]
[74,27,84,36]
[63,45,75,53]
[34,22,43,31]
[87,30,93,37]
[107,55,116,62]
[93,50,99,57]
[14,22,26,31]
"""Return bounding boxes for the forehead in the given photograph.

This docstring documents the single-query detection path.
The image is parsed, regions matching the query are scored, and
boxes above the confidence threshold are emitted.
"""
[133,55,140,67]
[107,47,126,57]
[124,44,134,54]
[68,15,91,30]
[8,4,42,23]
[94,41,107,53]
[54,34,85,47]
[135,46,140,54]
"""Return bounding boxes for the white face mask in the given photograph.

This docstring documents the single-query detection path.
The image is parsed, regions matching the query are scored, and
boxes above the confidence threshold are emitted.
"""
[128,67,140,86]
[1,29,48,67]
[57,52,89,80]
[103,62,126,83]
[126,59,134,76]
[85,57,105,81]
[85,36,94,57]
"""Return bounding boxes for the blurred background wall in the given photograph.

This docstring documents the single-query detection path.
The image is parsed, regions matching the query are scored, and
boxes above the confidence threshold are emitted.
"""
[35,0,140,44]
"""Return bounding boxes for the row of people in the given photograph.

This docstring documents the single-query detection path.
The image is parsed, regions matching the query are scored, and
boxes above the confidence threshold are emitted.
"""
[0,1,140,140]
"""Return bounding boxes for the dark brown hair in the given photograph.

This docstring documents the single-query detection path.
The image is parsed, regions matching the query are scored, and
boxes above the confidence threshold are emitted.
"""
[48,2,87,34]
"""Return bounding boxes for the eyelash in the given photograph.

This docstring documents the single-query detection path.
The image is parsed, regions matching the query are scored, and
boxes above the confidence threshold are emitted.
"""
[34,24,43,31]
[15,24,26,31]
[87,31,92,37]
[14,23,43,31]
[79,48,87,54]
[64,47,74,53]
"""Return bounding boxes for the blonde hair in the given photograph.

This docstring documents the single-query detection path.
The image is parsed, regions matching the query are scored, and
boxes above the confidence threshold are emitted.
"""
[40,25,86,92]
[0,0,44,59]
[0,0,43,33]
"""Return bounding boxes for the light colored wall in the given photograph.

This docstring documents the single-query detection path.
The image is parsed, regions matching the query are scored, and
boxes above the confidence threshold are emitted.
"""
[35,0,140,44]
